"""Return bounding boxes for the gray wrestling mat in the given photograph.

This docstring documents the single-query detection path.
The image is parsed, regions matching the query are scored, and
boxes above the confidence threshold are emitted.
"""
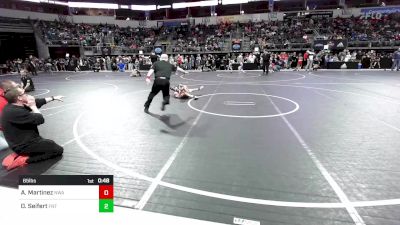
[1,70,400,225]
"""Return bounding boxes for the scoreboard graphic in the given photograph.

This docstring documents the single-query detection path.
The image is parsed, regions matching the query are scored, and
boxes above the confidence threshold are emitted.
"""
[18,175,114,213]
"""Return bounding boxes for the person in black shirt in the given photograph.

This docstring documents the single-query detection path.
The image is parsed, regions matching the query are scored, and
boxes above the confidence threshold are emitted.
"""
[144,54,188,113]
[69,55,78,72]
[150,52,158,64]
[261,50,271,75]
[210,57,216,71]
[215,57,221,70]
[1,87,64,170]
[27,57,37,76]
[93,58,101,72]
[20,70,35,92]
[59,58,66,71]
[290,54,298,69]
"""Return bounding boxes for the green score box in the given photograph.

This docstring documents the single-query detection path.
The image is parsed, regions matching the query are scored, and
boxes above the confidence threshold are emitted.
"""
[99,199,114,212]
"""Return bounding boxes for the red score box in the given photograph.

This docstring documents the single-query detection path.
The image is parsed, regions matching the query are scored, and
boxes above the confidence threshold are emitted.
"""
[99,185,114,199]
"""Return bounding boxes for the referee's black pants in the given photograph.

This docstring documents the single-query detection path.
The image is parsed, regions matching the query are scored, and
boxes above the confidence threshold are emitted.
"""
[16,138,64,164]
[262,63,269,74]
[144,78,170,108]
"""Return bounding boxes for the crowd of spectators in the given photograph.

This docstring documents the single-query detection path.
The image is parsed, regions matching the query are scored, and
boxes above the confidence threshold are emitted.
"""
[169,49,398,72]
[171,23,233,53]
[244,19,313,50]
[37,20,158,51]
[3,49,397,75]
[36,13,400,53]
[245,13,400,50]
[3,13,399,74]
[3,55,153,74]
[4,56,40,75]
[330,14,400,43]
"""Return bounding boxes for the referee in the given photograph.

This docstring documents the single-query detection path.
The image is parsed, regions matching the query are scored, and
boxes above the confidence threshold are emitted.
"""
[144,54,188,113]
[261,50,271,75]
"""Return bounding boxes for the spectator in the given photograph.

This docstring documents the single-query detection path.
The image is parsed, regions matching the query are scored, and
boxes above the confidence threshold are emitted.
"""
[20,70,35,92]
[305,49,315,71]
[392,48,400,71]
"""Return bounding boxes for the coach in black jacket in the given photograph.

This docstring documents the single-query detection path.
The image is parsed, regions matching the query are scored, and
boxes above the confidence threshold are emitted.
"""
[2,87,64,170]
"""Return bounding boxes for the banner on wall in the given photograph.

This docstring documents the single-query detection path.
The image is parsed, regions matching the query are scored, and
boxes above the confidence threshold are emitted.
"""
[249,14,261,22]
[201,17,210,24]
[284,11,332,22]
[138,20,147,27]
[154,46,163,54]
[268,12,278,21]
[306,11,333,19]
[313,39,348,50]
[283,12,299,22]
[217,16,236,23]
[58,14,68,22]
[232,40,242,51]
[158,19,189,27]
[361,6,400,19]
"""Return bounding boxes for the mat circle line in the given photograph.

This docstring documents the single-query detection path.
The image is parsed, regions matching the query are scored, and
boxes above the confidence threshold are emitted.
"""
[72,87,400,208]
[216,73,261,78]
[188,93,299,118]
[33,89,50,97]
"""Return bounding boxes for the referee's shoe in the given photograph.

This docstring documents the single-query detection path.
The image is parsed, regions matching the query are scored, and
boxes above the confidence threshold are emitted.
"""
[161,99,169,111]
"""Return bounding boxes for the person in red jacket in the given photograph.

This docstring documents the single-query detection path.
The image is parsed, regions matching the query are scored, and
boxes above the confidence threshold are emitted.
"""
[303,51,309,66]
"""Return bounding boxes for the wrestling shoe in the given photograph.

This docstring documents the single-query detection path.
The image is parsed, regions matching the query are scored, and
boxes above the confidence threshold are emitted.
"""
[2,152,18,168]
[6,155,29,171]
